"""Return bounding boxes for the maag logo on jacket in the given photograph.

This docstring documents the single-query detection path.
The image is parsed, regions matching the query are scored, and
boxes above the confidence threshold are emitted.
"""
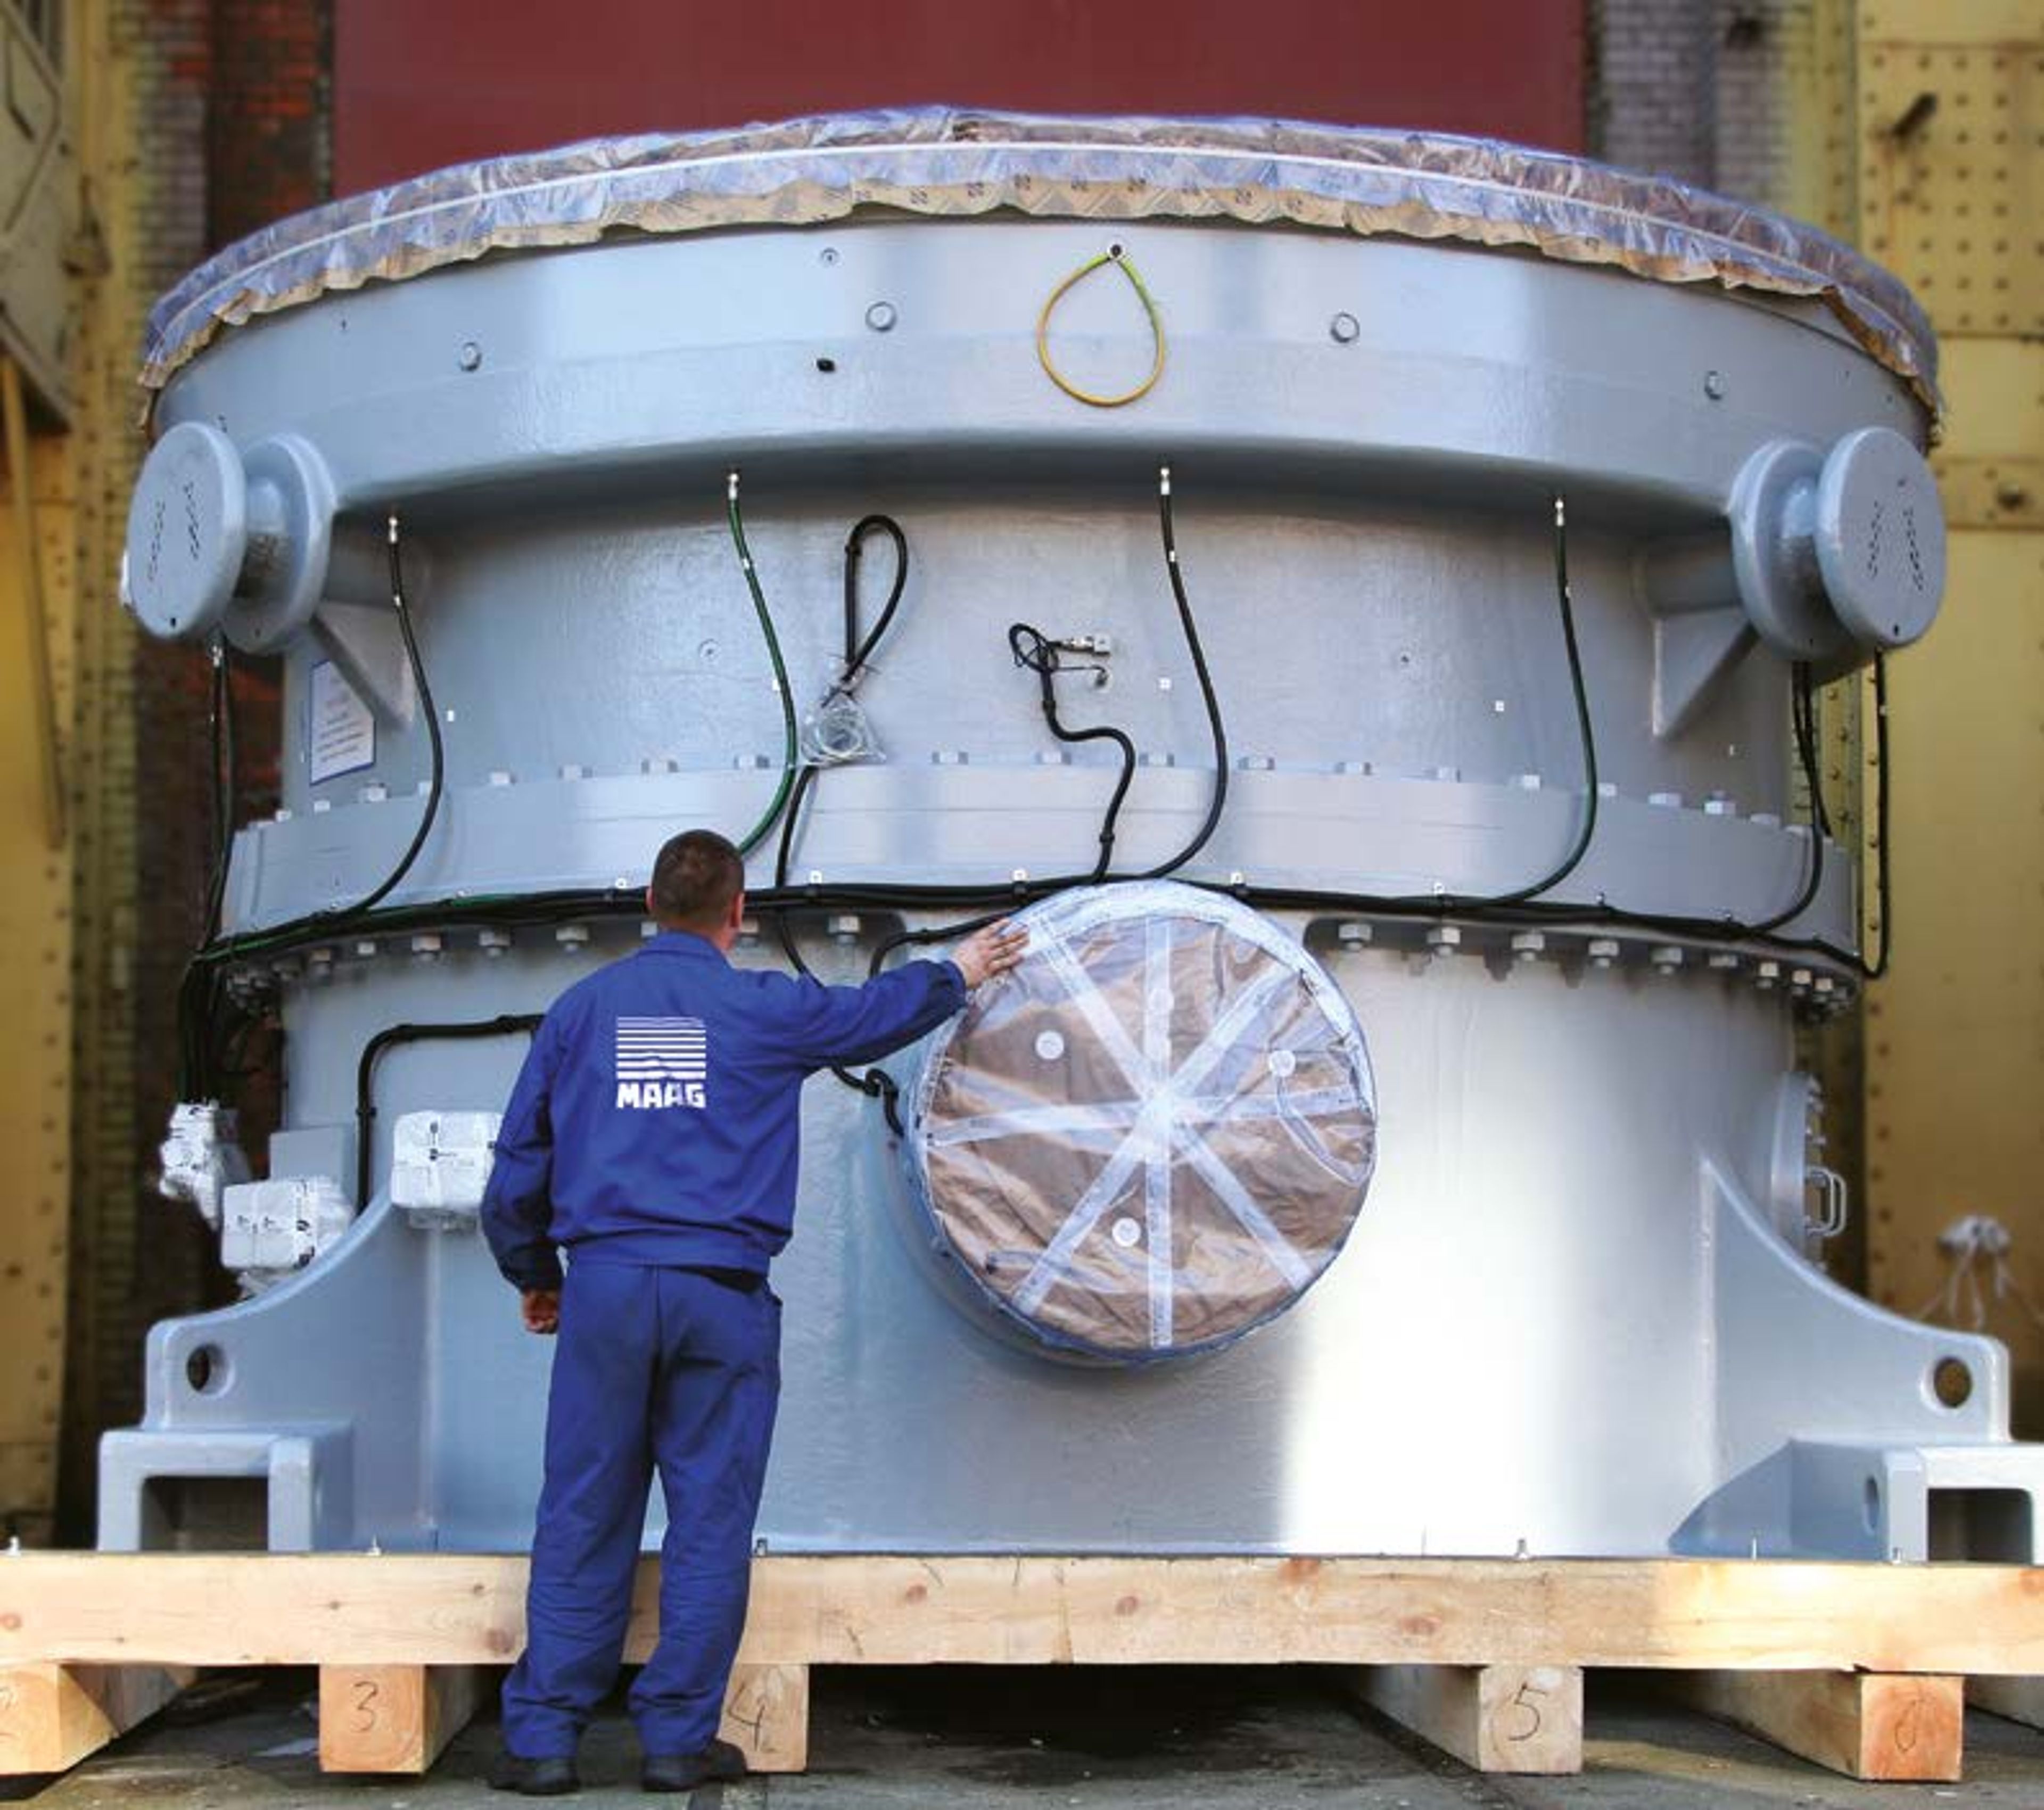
[614,1016,708,1109]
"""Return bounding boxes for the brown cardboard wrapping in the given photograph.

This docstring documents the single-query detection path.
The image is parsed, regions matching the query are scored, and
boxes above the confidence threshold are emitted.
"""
[911,884,1375,1361]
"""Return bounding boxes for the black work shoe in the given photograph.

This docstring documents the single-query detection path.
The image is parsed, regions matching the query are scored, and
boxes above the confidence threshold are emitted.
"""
[488,1749,581,1795]
[642,1738,748,1792]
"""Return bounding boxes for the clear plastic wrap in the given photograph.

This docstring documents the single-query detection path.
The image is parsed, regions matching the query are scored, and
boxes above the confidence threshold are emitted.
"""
[800,686,884,766]
[140,107,1937,415]
[907,882,1377,1363]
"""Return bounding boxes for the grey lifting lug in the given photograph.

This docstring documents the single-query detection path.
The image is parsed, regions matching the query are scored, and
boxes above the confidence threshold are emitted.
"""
[1637,425,1946,738]
[122,418,410,655]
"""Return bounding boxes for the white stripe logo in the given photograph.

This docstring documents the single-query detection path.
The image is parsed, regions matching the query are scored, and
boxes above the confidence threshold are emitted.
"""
[615,1016,708,1109]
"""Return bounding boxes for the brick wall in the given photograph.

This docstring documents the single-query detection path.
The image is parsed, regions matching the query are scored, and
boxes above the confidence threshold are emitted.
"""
[1588,0,1804,209]
[209,0,331,245]
[1588,0,1719,184]
[1714,3,1795,208]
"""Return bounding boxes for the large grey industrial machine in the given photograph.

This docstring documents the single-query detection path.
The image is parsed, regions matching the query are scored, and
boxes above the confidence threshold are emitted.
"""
[104,110,2042,1563]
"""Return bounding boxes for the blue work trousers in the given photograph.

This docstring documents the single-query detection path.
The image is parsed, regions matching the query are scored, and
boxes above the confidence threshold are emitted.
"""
[502,1260,781,1758]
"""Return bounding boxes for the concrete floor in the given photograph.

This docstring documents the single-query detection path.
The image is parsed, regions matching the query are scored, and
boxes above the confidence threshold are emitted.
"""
[7,1668,2044,1809]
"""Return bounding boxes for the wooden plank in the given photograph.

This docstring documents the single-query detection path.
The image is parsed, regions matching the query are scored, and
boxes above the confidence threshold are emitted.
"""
[719,1661,808,1774]
[1675,1671,1963,1782]
[0,1662,192,1774]
[318,1664,489,1774]
[1,1556,2041,1676]
[1971,1675,2044,1731]
[1358,1664,1581,1774]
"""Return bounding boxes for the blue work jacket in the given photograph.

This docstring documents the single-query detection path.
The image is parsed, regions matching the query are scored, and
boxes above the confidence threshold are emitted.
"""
[481,931,966,1290]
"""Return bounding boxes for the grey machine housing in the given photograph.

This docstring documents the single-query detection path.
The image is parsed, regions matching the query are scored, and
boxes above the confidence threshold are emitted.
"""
[104,109,2038,1564]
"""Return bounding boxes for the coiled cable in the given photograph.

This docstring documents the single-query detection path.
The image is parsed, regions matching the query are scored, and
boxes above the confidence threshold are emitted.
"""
[1007,622,1136,884]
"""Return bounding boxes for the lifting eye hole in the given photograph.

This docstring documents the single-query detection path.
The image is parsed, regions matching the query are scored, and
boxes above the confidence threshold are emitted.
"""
[185,1344,228,1394]
[1931,1356,1973,1409]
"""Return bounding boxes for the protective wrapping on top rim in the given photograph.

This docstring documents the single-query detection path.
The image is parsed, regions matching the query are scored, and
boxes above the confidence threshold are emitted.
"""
[138,105,1938,414]
[906,883,1378,1364]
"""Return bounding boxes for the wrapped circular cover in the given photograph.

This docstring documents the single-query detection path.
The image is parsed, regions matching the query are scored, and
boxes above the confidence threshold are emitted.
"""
[907,883,1375,1362]
[144,109,1934,413]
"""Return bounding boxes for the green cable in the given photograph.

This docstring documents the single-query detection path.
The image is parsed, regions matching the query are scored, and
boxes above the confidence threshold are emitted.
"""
[724,470,799,858]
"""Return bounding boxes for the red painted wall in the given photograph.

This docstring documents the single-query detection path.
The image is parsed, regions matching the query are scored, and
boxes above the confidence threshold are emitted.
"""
[334,0,1584,195]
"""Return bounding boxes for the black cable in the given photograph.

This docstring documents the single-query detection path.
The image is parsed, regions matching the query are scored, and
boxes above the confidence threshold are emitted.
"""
[187,863,1875,983]
[847,497,1818,966]
[837,514,909,695]
[350,517,446,915]
[355,1015,541,1209]
[770,514,917,1124]
[176,644,241,1097]
[1452,496,1598,908]
[829,479,1207,995]
[1862,655,1892,980]
[184,490,1883,990]
[1747,663,1825,934]
[1008,622,1136,882]
[193,513,446,966]
[724,474,800,858]
[179,515,445,1101]
[858,487,1575,989]
[1140,464,1230,879]
[204,645,236,940]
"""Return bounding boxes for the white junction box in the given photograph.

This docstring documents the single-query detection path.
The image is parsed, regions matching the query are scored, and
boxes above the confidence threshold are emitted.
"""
[391,1110,501,1230]
[220,1175,356,1284]
[159,1101,251,1231]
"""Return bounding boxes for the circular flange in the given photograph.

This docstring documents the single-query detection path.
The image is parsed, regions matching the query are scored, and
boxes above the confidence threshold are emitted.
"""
[1814,425,1945,649]
[122,421,246,640]
[224,433,336,653]
[1727,439,1852,664]
[906,882,1377,1363]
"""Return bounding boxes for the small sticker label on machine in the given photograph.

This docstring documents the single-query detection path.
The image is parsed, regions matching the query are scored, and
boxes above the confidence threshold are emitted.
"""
[309,660,376,785]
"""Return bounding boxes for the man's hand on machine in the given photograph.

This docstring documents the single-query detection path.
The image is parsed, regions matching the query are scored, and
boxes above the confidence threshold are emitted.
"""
[954,920,1029,988]
[522,1287,561,1335]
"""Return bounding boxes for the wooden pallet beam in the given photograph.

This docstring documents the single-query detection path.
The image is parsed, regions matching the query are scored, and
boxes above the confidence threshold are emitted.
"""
[4,1556,2040,1674]
[1672,1670,1963,1781]
[1971,1675,2044,1732]
[318,1663,490,1774]
[1357,1663,1582,1774]
[719,1661,809,1773]
[0,1662,192,1774]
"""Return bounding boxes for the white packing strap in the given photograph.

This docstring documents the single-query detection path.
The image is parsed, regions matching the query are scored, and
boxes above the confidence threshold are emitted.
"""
[1010,959,1296,1321]
[1143,915,1176,1350]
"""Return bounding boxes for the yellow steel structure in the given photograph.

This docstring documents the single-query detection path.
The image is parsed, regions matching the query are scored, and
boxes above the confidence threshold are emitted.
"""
[0,0,77,1541]
[1852,0,2044,1429]
[0,0,150,1541]
[0,375,74,1534]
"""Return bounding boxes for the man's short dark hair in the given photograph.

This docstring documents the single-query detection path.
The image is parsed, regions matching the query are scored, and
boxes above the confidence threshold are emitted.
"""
[650,829,744,931]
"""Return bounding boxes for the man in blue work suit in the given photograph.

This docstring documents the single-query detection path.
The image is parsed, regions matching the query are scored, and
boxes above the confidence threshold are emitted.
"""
[481,828,1026,1795]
